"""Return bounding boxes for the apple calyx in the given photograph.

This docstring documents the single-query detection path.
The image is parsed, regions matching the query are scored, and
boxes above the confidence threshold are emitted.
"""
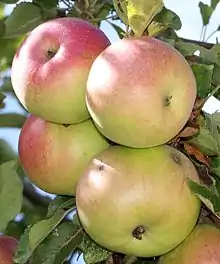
[164,95,172,106]
[132,225,146,240]
[46,47,58,60]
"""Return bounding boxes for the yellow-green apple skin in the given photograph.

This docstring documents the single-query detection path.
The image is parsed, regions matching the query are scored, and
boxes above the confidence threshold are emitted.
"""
[159,224,220,264]
[11,17,111,125]
[0,235,18,264]
[18,115,110,195]
[86,36,197,148]
[76,144,201,257]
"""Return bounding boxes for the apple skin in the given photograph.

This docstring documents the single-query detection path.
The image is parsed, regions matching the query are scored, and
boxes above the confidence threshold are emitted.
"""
[86,36,197,148]
[11,17,111,125]
[18,115,110,196]
[0,235,18,264]
[76,144,201,257]
[159,224,220,264]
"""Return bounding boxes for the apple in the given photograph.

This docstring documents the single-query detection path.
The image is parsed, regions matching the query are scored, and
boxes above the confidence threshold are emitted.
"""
[0,235,18,264]
[76,144,201,257]
[11,17,111,125]
[86,36,197,148]
[18,115,110,195]
[159,224,220,264]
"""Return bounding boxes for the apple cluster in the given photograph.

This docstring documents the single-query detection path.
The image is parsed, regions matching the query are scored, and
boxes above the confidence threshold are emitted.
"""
[12,17,112,196]
[11,17,218,261]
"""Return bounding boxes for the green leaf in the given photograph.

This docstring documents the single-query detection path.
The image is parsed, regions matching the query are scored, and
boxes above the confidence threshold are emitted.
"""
[211,157,220,177]
[210,45,220,89]
[4,2,43,38]
[191,63,214,98]
[175,41,200,57]
[210,43,220,65]
[0,18,5,37]
[187,111,220,156]
[22,197,47,225]
[14,206,75,264]
[0,36,25,70]
[199,2,214,26]
[113,0,163,36]
[0,113,27,127]
[0,139,17,164]
[30,208,74,252]
[95,3,112,22]
[0,0,18,3]
[4,219,27,240]
[0,91,5,108]
[113,0,129,26]
[31,221,83,264]
[0,3,5,19]
[0,78,13,93]
[211,70,220,102]
[14,226,33,264]
[0,160,23,231]
[34,0,58,8]
[205,112,220,143]
[79,232,110,264]
[186,127,220,156]
[127,0,163,36]
[188,179,220,216]
[47,196,75,218]
[148,7,181,37]
[109,22,125,39]
[212,65,220,92]
[211,0,220,9]
[175,41,217,63]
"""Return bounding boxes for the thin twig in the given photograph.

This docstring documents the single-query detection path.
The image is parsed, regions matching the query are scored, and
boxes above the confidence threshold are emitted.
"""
[202,25,208,42]
[200,25,205,41]
[205,29,219,42]
[202,85,220,108]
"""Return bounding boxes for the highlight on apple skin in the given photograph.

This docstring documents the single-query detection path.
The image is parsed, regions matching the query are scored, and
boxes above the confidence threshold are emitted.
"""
[18,115,110,196]
[11,17,111,125]
[86,36,197,148]
[0,235,18,264]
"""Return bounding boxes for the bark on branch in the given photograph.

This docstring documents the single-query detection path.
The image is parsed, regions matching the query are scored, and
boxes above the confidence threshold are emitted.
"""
[180,37,214,49]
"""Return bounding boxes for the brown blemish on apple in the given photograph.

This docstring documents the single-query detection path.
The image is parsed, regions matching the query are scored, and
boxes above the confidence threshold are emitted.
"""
[171,153,182,165]
[98,164,105,171]
[132,225,146,240]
